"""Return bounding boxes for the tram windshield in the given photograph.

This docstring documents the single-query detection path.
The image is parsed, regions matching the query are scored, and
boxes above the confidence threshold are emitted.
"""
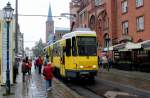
[77,36,97,56]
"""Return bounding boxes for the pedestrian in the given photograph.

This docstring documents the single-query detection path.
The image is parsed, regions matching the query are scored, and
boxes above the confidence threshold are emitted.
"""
[37,55,43,74]
[22,59,28,82]
[99,57,104,72]
[25,56,30,75]
[13,57,19,83]
[43,62,53,91]
[28,59,32,75]
[108,57,112,69]
[44,55,49,66]
[34,56,38,69]
[102,56,109,71]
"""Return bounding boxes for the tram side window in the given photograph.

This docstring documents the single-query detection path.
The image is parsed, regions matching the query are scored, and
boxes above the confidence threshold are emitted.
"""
[66,39,71,56]
[72,37,77,56]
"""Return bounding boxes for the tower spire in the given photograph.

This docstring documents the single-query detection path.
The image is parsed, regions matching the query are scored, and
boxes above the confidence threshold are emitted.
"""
[47,3,53,21]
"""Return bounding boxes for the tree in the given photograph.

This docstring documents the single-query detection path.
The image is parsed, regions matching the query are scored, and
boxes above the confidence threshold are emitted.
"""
[32,38,46,57]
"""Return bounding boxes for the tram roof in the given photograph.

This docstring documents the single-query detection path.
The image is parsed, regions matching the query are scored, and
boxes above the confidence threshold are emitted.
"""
[62,30,96,39]
[44,30,96,48]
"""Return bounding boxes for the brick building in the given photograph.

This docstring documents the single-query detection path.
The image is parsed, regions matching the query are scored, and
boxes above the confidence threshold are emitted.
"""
[70,0,150,71]
[117,0,150,43]
[70,0,150,50]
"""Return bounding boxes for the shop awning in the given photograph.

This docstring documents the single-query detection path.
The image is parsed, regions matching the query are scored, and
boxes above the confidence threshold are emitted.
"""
[113,42,141,51]
[113,43,126,50]
[103,46,113,51]
[139,40,150,50]
[126,42,141,50]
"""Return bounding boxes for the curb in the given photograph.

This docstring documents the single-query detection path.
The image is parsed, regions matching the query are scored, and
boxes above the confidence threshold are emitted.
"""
[53,78,85,98]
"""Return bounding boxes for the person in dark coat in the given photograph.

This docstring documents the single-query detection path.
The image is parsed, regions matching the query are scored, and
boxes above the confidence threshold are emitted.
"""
[13,57,19,83]
[22,59,28,82]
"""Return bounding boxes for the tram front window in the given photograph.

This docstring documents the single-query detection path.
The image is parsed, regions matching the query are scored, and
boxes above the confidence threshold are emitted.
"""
[77,36,97,56]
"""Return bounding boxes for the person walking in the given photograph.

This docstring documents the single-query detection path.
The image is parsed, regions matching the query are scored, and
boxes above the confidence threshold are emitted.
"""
[43,62,53,91]
[103,56,109,71]
[34,56,38,69]
[13,57,19,83]
[37,55,43,74]
[28,59,32,75]
[22,59,28,82]
[25,56,30,75]
[99,57,104,72]
[44,55,49,66]
[108,57,112,69]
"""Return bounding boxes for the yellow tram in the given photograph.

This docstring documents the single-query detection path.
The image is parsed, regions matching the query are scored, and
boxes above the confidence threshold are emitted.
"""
[44,30,99,79]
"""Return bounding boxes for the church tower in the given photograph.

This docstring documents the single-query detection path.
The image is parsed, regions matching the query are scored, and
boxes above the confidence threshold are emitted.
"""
[46,3,54,44]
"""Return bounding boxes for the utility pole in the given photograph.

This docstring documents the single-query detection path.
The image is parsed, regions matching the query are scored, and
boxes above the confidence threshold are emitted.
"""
[15,0,18,54]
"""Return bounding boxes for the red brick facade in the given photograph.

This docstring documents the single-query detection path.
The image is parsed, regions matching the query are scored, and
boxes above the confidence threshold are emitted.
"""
[70,0,150,48]
[116,0,150,43]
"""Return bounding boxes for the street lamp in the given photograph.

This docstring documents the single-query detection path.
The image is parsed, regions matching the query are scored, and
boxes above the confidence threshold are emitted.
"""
[3,2,14,95]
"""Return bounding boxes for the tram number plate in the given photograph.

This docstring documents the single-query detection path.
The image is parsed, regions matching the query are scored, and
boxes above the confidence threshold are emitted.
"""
[80,72,89,74]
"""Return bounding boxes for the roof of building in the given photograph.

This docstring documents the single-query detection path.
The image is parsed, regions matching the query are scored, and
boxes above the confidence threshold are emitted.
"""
[47,3,53,21]
[55,27,70,33]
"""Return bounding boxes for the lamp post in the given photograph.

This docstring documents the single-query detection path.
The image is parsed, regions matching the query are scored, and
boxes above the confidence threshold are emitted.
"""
[3,2,14,94]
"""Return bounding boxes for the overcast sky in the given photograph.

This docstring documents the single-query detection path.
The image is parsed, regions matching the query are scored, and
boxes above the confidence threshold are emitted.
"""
[0,0,71,49]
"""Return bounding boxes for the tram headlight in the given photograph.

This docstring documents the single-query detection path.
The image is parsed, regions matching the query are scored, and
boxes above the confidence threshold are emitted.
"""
[92,65,97,68]
[79,65,84,69]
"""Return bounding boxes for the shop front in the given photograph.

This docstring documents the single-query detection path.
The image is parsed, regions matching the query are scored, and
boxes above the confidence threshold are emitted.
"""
[112,41,150,72]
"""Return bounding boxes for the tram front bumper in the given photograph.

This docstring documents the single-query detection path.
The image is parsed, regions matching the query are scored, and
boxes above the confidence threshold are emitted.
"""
[66,70,97,78]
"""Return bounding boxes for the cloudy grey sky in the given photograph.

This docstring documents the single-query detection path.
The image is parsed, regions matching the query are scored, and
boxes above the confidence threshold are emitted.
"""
[0,0,71,49]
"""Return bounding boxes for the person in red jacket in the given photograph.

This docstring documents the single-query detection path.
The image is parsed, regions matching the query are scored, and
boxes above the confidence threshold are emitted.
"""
[28,59,32,75]
[43,62,53,91]
[37,55,43,74]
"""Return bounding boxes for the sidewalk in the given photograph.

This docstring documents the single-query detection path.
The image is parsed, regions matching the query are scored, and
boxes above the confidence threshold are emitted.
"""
[98,68,150,92]
[0,66,84,98]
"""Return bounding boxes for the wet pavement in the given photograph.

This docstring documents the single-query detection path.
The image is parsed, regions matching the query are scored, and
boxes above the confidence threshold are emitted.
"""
[1,66,150,98]
[75,68,150,98]
[98,68,150,92]
[0,66,84,98]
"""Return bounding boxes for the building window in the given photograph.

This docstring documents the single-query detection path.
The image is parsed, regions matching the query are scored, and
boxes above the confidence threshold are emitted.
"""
[122,0,128,13]
[89,15,95,30]
[136,16,144,31]
[95,0,103,6]
[122,21,128,35]
[136,0,143,8]
[104,34,110,48]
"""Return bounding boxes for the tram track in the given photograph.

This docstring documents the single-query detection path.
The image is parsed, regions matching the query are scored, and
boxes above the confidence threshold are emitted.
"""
[56,77,106,98]
[57,76,150,98]
[66,80,105,98]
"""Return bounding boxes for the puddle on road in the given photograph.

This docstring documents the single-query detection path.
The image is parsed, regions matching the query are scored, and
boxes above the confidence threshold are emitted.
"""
[30,83,37,89]
[104,91,137,98]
